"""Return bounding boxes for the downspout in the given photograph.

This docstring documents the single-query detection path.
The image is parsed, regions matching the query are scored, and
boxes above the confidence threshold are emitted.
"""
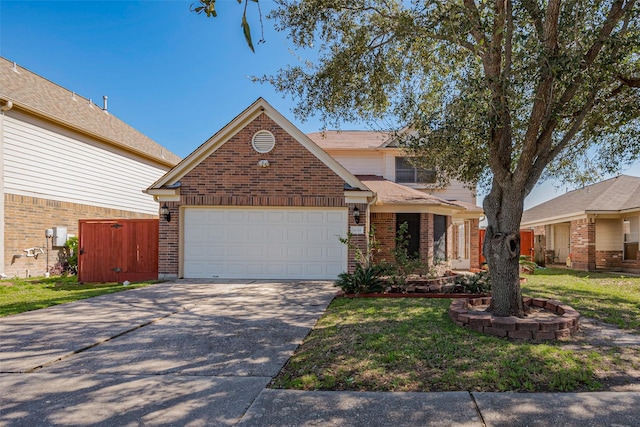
[0,99,14,277]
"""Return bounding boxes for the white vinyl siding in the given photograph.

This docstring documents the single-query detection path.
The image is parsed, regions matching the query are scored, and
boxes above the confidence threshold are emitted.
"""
[3,112,167,215]
[428,180,476,205]
[327,152,384,176]
[596,219,623,251]
[183,207,348,279]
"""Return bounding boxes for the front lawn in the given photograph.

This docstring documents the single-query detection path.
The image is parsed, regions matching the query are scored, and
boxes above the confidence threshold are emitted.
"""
[272,268,640,392]
[0,276,157,316]
[522,268,640,330]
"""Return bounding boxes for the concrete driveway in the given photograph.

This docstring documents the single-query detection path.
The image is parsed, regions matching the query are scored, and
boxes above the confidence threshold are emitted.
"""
[0,280,337,426]
[3,280,640,426]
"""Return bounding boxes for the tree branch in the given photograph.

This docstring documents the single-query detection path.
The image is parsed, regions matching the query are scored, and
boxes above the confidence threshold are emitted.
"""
[521,0,544,39]
[554,0,628,110]
[527,84,600,192]
[618,75,640,87]
[462,0,489,53]
[515,0,561,187]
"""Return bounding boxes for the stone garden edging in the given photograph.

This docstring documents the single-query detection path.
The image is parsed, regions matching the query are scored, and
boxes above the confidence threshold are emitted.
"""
[449,297,580,341]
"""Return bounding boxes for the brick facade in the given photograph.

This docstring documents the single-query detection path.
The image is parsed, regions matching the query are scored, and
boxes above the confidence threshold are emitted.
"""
[369,212,467,269]
[596,250,623,269]
[469,218,480,269]
[4,194,155,278]
[158,113,365,278]
[420,213,435,264]
[570,219,596,271]
[370,212,395,263]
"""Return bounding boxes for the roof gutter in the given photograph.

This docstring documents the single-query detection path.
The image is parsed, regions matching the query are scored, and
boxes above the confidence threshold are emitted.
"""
[0,100,13,111]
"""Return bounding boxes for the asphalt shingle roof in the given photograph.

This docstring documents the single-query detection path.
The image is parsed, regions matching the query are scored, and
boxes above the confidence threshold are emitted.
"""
[357,175,460,207]
[522,175,640,224]
[0,57,180,167]
[307,130,394,149]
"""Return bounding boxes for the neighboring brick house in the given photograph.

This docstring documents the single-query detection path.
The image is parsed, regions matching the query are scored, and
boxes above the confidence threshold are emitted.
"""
[0,57,180,278]
[147,98,482,280]
[521,175,640,273]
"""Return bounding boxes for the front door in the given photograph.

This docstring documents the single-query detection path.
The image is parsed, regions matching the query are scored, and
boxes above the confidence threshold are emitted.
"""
[396,213,421,259]
[553,223,571,263]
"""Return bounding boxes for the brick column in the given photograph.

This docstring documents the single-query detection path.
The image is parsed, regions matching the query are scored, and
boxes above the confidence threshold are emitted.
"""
[570,218,596,271]
[370,212,395,264]
[158,201,179,279]
[469,218,480,269]
[420,213,434,265]
[347,203,368,272]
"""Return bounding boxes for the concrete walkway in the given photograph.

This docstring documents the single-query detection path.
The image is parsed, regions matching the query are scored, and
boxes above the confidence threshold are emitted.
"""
[1,280,639,426]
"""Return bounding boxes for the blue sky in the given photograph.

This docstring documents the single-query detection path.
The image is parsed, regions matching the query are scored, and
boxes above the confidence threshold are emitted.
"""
[1,0,638,209]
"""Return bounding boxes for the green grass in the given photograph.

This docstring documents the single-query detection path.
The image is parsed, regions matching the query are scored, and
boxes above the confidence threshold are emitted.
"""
[272,268,640,393]
[522,268,640,330]
[0,276,157,316]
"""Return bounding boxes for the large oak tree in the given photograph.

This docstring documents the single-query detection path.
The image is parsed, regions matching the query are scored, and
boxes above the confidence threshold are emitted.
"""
[200,0,640,317]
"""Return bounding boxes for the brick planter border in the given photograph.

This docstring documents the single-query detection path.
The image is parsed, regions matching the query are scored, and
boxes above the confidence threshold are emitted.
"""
[449,297,580,341]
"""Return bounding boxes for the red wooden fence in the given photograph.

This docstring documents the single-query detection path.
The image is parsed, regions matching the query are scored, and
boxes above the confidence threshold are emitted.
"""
[78,219,158,283]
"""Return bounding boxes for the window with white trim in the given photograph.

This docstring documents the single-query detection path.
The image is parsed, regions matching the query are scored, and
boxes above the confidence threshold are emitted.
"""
[395,157,436,184]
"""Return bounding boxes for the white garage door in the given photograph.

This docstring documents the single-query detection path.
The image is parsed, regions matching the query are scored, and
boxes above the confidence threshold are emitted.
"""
[183,207,348,279]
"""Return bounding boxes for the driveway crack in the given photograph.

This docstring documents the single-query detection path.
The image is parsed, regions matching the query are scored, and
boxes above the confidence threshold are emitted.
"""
[24,306,190,373]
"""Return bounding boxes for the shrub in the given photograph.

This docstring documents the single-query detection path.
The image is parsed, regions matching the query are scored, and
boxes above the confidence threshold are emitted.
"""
[335,263,386,294]
[454,271,491,294]
[64,236,78,275]
[519,255,538,274]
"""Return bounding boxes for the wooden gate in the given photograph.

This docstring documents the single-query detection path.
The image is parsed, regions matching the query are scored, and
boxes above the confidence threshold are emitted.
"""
[78,219,158,283]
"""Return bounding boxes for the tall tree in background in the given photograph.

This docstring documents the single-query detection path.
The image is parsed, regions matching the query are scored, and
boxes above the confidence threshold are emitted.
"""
[200,0,640,317]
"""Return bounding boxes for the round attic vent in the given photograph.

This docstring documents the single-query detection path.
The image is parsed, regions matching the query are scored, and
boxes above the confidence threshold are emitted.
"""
[252,130,275,153]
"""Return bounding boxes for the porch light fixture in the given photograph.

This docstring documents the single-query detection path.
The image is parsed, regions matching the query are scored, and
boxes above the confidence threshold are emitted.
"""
[353,206,360,224]
[160,203,171,222]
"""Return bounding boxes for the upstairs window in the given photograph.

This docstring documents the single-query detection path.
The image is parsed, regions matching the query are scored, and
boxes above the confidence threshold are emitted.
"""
[395,157,436,184]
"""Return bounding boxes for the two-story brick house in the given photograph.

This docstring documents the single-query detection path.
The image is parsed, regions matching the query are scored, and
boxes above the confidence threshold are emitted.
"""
[147,98,482,280]
[308,130,482,271]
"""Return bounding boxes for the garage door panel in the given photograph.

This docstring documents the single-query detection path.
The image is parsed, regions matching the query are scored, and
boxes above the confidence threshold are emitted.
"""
[267,211,286,222]
[307,247,323,258]
[327,212,344,222]
[247,211,266,222]
[184,207,347,279]
[288,212,305,223]
[287,229,304,240]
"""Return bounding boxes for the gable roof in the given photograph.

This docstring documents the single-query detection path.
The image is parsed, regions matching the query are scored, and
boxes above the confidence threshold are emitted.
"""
[147,98,369,192]
[308,130,395,149]
[522,175,640,225]
[0,57,180,167]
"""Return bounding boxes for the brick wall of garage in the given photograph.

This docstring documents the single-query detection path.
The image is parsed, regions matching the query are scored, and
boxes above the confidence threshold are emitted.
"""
[4,194,155,278]
[158,113,364,278]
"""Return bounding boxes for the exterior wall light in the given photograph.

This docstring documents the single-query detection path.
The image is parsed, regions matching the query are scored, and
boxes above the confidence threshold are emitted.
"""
[160,203,171,222]
[353,206,360,224]
[258,159,270,168]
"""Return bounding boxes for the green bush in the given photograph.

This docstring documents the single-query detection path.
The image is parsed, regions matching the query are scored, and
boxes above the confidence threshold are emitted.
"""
[454,271,491,294]
[335,263,386,294]
[64,236,78,275]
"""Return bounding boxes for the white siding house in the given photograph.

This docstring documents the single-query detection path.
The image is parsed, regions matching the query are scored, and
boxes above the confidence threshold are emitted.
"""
[0,57,180,277]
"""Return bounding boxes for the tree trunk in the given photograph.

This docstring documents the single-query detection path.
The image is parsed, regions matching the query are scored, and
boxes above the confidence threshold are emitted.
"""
[482,182,526,317]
